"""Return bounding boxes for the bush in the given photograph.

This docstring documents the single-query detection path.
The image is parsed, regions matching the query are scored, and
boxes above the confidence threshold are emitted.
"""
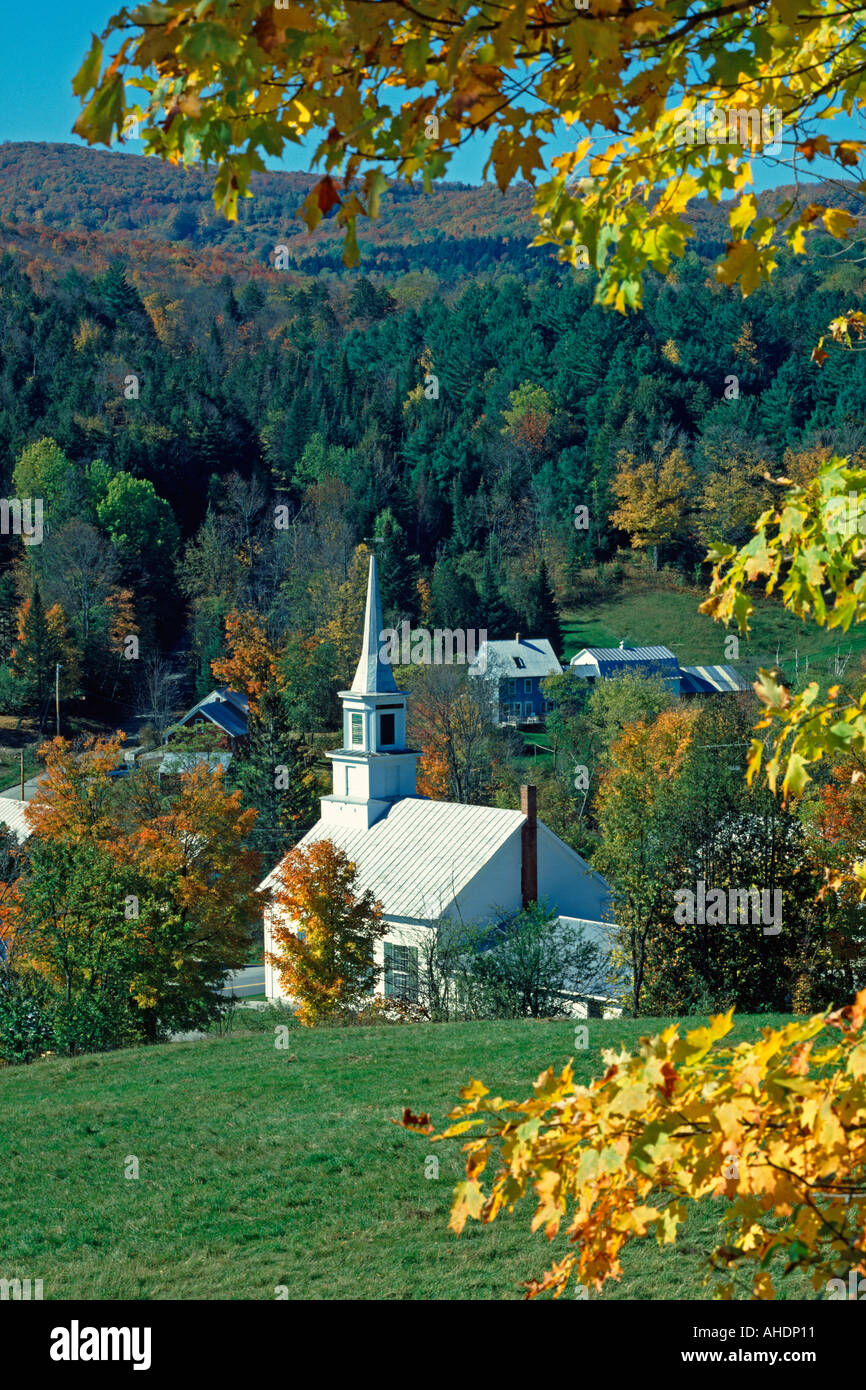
[0,971,55,1064]
[50,989,140,1056]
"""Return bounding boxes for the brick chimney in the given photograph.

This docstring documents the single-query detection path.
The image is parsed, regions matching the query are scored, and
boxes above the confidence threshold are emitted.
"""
[520,784,537,909]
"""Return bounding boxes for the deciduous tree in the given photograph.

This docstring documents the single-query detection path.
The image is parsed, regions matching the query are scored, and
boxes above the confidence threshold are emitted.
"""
[266,838,386,1025]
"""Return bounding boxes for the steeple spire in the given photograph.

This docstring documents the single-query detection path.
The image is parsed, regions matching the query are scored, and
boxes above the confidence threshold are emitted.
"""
[351,551,397,695]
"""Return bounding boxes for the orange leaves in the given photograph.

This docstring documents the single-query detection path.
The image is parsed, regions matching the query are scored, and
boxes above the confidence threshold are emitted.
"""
[401,1108,433,1133]
[211,609,281,706]
[267,838,386,1026]
[404,996,866,1298]
[26,734,128,847]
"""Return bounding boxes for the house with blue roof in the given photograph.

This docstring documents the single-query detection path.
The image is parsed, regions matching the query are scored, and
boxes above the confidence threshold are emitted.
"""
[569,643,681,695]
[176,687,249,740]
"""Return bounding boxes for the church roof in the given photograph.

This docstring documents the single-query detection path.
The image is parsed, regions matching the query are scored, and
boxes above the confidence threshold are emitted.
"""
[350,552,398,696]
[259,797,525,920]
[0,797,32,843]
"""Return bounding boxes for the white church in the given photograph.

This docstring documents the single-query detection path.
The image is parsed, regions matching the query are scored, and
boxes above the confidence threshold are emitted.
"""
[261,555,617,1011]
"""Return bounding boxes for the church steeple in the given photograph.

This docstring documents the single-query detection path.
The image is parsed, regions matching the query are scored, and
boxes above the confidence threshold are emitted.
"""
[350,551,398,696]
[321,552,419,829]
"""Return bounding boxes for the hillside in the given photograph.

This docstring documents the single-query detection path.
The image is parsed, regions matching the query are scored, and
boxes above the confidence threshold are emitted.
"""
[2,141,864,288]
[0,1012,811,1301]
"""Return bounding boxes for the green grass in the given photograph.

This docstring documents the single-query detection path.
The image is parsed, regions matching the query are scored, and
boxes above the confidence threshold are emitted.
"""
[0,1012,822,1301]
[0,747,42,793]
[560,576,864,676]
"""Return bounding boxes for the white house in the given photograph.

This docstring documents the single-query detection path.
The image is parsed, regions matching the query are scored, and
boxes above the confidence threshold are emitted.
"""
[261,555,614,1010]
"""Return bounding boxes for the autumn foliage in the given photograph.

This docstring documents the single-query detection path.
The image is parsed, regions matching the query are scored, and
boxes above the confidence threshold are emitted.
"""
[266,838,386,1026]
[406,993,866,1300]
[211,609,281,707]
[2,734,262,1042]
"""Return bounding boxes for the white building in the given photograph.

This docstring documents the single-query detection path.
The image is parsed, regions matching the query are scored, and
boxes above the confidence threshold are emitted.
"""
[261,555,614,1008]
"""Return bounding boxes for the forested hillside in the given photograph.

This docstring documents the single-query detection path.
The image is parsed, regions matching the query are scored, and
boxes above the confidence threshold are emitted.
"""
[0,141,865,732]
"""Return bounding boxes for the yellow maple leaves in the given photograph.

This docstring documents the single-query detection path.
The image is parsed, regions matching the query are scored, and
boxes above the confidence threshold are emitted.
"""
[406,993,866,1299]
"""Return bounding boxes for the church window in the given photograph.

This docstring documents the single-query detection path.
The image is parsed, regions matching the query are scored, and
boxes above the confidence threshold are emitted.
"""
[350,713,363,746]
[379,712,396,746]
[384,942,419,1002]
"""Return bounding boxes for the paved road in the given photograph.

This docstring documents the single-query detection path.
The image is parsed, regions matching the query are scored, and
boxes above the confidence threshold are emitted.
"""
[221,965,265,998]
[0,777,43,802]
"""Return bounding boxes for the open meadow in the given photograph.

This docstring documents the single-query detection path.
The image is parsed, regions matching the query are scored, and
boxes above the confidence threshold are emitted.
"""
[0,1012,819,1301]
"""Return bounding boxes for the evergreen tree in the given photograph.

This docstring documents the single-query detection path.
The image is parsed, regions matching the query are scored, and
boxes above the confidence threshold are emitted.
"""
[522,558,561,654]
[373,508,419,619]
[233,681,317,858]
[477,550,518,639]
[430,559,480,632]
[11,586,68,723]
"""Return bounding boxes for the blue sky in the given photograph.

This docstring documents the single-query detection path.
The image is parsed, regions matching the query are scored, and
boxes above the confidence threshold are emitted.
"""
[1,0,859,192]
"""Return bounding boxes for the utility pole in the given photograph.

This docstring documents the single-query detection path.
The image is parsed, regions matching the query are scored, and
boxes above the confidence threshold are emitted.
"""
[55,662,62,738]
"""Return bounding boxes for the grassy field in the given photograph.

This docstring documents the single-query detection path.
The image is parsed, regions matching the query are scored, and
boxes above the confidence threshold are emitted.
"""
[0,1011,822,1301]
[559,573,864,676]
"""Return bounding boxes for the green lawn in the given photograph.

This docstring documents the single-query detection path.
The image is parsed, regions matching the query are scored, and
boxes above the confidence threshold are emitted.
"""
[560,579,864,676]
[0,1012,823,1301]
[0,746,42,794]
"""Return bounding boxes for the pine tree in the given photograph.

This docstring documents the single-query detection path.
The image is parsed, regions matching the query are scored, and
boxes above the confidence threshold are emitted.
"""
[477,550,518,639]
[11,586,68,722]
[233,681,317,858]
[523,558,561,654]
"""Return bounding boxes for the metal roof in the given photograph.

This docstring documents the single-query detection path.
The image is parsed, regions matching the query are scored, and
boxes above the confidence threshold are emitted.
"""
[180,698,247,738]
[470,637,562,679]
[0,797,31,842]
[680,664,752,694]
[570,645,679,678]
[260,797,525,920]
[179,688,249,736]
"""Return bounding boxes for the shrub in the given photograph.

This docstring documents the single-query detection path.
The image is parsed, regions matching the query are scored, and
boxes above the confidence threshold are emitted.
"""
[0,971,55,1064]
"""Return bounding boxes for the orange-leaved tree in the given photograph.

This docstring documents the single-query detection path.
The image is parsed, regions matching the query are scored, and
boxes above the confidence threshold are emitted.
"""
[404,993,866,1299]
[6,735,262,1041]
[211,608,281,709]
[266,838,385,1026]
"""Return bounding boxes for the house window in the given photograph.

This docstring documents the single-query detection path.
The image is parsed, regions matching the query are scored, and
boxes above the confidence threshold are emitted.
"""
[512,703,522,718]
[350,712,364,746]
[379,712,396,746]
[523,679,532,694]
[508,679,516,694]
[384,942,419,1002]
[524,701,534,718]
[513,656,526,669]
